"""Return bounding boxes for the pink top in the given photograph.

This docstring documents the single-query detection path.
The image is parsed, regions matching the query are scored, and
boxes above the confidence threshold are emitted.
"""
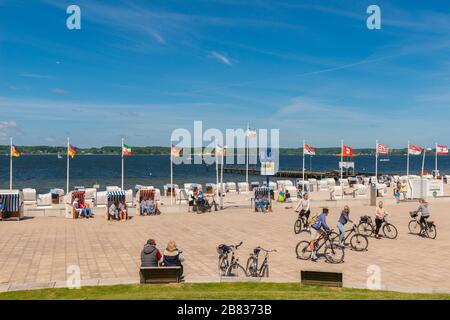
[376,207,387,219]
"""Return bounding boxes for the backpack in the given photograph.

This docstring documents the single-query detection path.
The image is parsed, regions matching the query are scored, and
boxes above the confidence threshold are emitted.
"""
[308,213,319,225]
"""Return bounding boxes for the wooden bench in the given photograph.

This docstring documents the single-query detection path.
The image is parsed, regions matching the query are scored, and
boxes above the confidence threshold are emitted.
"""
[139,266,182,284]
[301,270,343,288]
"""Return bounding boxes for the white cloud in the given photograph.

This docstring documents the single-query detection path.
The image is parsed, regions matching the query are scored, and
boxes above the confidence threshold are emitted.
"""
[209,51,232,66]
[20,73,53,79]
[0,120,17,141]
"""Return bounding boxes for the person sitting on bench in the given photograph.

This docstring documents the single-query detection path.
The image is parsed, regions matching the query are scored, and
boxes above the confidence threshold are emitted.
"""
[119,201,128,221]
[79,200,94,218]
[140,197,148,215]
[72,198,86,218]
[141,239,163,267]
[163,240,184,276]
[109,201,120,220]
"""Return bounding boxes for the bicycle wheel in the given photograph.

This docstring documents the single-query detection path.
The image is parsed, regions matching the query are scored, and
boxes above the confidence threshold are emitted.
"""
[218,256,229,276]
[426,225,437,239]
[408,220,421,235]
[350,234,368,251]
[294,219,302,234]
[324,243,345,264]
[382,223,398,239]
[226,263,247,277]
[358,222,374,236]
[260,264,269,278]
[245,257,257,277]
[295,240,312,260]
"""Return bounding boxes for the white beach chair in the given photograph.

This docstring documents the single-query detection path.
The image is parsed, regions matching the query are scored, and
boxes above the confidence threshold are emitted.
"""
[37,193,52,207]
[339,178,349,188]
[326,178,336,187]
[106,186,121,192]
[22,188,37,205]
[318,180,329,191]
[376,183,388,197]
[96,191,107,207]
[308,178,317,192]
[84,188,97,203]
[238,182,249,193]
[124,189,133,205]
[226,182,237,193]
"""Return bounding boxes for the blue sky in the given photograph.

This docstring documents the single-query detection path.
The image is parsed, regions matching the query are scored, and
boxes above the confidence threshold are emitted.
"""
[0,0,449,148]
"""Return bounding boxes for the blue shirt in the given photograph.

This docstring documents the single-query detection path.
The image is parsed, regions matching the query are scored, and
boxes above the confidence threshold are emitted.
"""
[312,213,330,232]
[338,212,350,225]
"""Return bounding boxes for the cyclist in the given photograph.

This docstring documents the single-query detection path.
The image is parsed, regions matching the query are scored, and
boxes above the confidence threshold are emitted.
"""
[337,205,353,247]
[375,201,388,239]
[295,193,311,230]
[309,207,330,261]
[417,198,430,235]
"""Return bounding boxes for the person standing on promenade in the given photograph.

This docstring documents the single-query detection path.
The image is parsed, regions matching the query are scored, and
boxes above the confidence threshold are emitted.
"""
[375,201,388,239]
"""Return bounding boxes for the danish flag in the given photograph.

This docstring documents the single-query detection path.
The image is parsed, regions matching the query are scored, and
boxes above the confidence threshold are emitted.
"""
[408,144,423,155]
[436,145,448,155]
[303,143,316,155]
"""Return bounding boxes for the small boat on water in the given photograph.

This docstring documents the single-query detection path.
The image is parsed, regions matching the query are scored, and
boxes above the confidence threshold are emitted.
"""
[380,159,390,162]
[57,153,63,159]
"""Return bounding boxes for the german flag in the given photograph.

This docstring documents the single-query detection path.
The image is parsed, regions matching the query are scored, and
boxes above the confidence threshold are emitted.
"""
[68,144,76,158]
[11,145,21,157]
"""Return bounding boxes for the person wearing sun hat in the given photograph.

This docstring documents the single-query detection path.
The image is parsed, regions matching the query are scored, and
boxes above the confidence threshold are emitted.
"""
[163,240,184,276]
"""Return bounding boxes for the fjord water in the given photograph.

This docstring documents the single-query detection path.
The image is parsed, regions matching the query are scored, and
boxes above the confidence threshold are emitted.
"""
[0,155,448,194]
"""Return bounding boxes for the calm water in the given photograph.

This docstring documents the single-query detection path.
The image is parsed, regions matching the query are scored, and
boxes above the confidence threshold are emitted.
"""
[0,155,448,194]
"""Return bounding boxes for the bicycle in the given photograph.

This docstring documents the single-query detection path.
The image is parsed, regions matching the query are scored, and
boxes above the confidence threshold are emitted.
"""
[331,223,369,251]
[357,215,398,239]
[217,242,247,277]
[246,247,277,277]
[295,229,345,264]
[408,211,437,239]
[293,210,310,234]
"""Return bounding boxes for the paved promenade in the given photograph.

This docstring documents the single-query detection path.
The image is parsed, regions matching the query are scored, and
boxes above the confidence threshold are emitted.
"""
[1,198,449,293]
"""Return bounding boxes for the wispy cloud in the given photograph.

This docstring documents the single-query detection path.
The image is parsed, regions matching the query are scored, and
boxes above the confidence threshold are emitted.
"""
[20,73,53,79]
[50,88,69,94]
[208,51,232,66]
[0,120,17,141]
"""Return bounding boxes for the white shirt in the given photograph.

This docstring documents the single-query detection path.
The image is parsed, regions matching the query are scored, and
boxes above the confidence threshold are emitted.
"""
[295,199,310,212]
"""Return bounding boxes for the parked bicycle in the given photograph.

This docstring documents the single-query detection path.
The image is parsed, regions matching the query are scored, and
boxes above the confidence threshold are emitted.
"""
[295,229,345,264]
[408,211,437,239]
[357,215,398,239]
[246,247,277,277]
[331,223,369,251]
[217,241,247,277]
[293,210,310,234]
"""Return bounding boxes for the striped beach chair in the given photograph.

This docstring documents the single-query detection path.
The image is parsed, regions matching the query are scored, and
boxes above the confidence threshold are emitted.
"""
[0,190,23,221]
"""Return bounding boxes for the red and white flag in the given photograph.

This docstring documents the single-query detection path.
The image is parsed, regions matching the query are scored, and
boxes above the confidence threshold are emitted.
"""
[247,129,257,138]
[408,144,423,155]
[436,145,449,155]
[377,143,389,154]
[342,145,353,156]
[304,143,316,155]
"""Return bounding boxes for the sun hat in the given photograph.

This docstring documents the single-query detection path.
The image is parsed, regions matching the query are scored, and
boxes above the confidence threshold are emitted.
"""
[166,240,178,252]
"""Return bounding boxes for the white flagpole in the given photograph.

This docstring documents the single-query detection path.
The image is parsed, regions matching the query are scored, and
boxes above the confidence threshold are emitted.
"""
[121,138,124,190]
[246,122,249,186]
[66,137,70,195]
[9,137,13,190]
[421,147,426,176]
[435,142,438,174]
[407,141,410,177]
[302,139,305,183]
[375,139,378,181]
[220,147,224,209]
[340,139,344,200]
[170,142,173,205]
[215,142,219,199]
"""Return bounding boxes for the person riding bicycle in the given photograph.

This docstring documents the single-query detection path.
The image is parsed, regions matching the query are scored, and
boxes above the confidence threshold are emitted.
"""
[417,198,430,235]
[337,205,353,247]
[309,207,331,261]
[375,201,388,239]
[295,193,311,230]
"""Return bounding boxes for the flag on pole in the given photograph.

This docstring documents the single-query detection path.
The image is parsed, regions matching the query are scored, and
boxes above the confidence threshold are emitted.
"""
[436,145,449,155]
[247,128,257,138]
[408,144,422,155]
[68,144,76,158]
[342,145,353,156]
[122,144,132,156]
[11,145,21,157]
[303,143,316,155]
[377,143,389,154]
[171,145,181,157]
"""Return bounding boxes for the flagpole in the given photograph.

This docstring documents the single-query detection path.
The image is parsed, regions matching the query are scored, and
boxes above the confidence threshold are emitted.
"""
[375,139,378,181]
[302,139,305,183]
[66,137,70,195]
[421,147,426,199]
[9,137,13,190]
[170,142,173,205]
[340,140,344,200]
[215,142,219,199]
[435,142,438,174]
[121,138,124,190]
[246,122,249,186]
[220,147,224,210]
[407,141,410,177]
